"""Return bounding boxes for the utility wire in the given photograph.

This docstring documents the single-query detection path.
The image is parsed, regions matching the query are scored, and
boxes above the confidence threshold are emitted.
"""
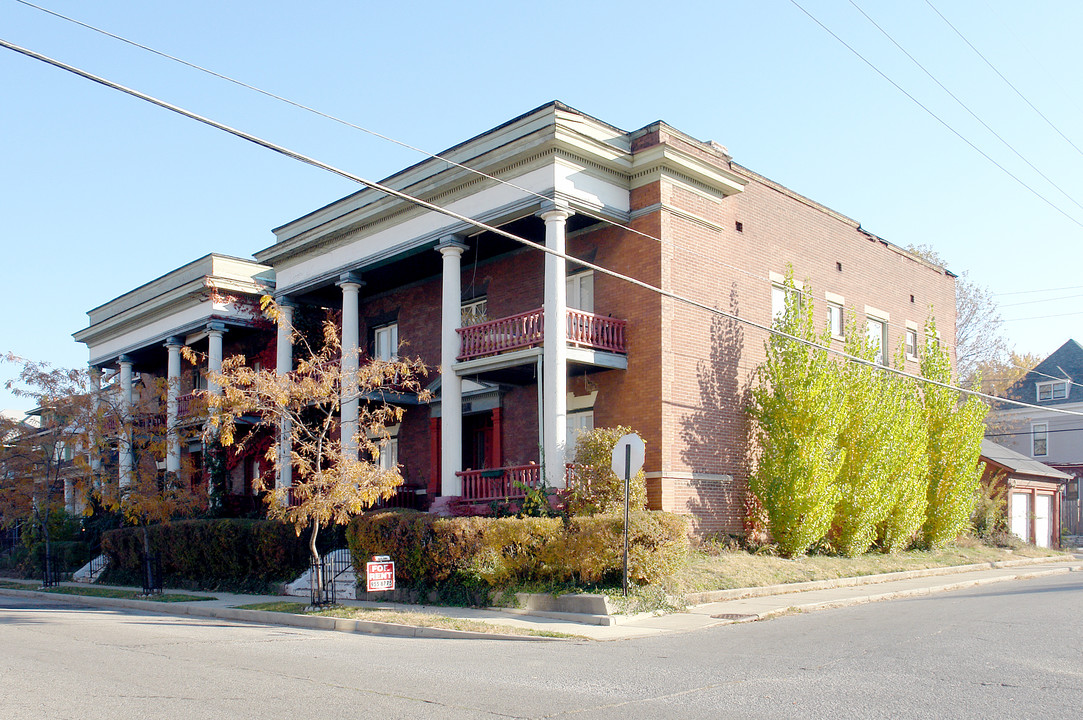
[1000,293,1083,308]
[12,0,925,341]
[1002,310,1083,322]
[994,285,1083,296]
[849,0,1083,214]
[923,0,1083,160]
[787,0,1083,229]
[4,35,1081,421]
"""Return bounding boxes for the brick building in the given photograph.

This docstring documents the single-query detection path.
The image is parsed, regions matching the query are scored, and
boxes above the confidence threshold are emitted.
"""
[76,102,957,535]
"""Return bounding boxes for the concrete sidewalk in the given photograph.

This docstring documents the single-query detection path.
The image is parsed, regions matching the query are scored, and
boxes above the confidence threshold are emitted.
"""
[2,555,1081,641]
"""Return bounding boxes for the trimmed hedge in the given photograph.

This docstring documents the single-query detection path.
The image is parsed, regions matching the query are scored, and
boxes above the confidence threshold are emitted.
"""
[102,519,310,592]
[346,510,688,599]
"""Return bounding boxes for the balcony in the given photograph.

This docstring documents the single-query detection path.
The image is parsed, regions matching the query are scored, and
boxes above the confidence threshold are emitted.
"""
[456,463,578,503]
[456,308,626,362]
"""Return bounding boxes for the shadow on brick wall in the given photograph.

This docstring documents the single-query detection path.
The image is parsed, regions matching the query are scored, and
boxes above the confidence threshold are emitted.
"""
[679,286,752,537]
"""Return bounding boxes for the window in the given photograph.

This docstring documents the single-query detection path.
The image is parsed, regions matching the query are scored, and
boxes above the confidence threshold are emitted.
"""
[771,284,802,321]
[373,323,398,362]
[566,409,594,462]
[867,317,888,365]
[1032,423,1048,457]
[1037,381,1068,402]
[461,297,487,327]
[827,303,844,339]
[567,271,594,313]
[905,328,918,361]
[378,436,399,472]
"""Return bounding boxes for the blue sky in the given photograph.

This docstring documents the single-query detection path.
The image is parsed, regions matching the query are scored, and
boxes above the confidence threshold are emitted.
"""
[2,0,1081,411]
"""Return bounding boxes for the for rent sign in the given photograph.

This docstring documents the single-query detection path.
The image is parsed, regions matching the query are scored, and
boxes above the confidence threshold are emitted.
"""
[366,556,395,592]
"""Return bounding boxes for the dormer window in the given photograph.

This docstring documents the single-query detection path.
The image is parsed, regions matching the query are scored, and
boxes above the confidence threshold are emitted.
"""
[1037,380,1068,402]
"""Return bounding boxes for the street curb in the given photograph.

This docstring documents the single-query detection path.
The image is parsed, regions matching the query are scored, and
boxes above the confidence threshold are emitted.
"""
[713,563,1083,625]
[0,588,563,642]
[683,554,1071,607]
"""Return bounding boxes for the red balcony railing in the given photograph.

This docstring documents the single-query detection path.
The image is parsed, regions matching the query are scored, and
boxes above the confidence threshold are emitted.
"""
[456,308,627,361]
[456,464,577,502]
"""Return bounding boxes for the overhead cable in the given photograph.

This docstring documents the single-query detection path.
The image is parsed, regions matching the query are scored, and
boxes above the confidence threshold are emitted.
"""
[4,35,1082,421]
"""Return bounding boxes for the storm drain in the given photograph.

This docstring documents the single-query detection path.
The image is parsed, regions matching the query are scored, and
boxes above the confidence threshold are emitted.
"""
[710,613,758,622]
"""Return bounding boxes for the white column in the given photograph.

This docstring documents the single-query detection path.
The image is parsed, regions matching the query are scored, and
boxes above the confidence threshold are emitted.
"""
[206,323,225,396]
[164,337,182,475]
[118,356,134,490]
[88,366,102,491]
[338,273,364,462]
[540,200,572,487]
[437,237,468,496]
[275,299,295,491]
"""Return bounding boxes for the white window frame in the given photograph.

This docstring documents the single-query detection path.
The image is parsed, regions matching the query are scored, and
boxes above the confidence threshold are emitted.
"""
[1032,423,1049,457]
[371,424,400,472]
[905,327,919,361]
[827,303,844,340]
[373,323,398,362]
[866,316,888,365]
[567,271,594,313]
[461,297,487,327]
[1037,381,1068,402]
[770,274,805,322]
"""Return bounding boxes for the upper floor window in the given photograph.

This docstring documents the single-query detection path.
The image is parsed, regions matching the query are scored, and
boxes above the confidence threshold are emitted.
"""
[1037,381,1068,402]
[827,303,844,339]
[905,328,919,361]
[373,323,398,362]
[461,297,488,327]
[867,317,888,365]
[1033,423,1049,457]
[567,271,594,313]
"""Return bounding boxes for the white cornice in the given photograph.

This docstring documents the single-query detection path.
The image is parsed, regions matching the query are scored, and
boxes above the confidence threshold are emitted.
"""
[629,144,746,197]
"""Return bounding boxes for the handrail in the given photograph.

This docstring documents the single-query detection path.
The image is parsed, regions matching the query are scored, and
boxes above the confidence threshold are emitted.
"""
[457,308,627,361]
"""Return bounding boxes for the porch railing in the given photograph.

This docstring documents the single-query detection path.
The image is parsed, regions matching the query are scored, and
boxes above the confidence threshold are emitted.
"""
[456,308,626,361]
[456,464,577,503]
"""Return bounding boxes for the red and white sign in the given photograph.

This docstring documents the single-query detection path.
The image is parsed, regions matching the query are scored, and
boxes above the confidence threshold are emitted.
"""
[366,560,395,592]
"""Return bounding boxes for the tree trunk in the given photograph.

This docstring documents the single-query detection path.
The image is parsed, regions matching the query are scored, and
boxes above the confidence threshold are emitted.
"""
[309,520,322,604]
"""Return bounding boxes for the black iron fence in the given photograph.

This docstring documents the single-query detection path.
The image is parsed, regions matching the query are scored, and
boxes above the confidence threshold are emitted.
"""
[41,553,61,588]
[309,551,353,607]
[141,552,163,596]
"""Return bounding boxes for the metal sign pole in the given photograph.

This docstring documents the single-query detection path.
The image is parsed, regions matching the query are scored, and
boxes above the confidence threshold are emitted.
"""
[623,443,630,598]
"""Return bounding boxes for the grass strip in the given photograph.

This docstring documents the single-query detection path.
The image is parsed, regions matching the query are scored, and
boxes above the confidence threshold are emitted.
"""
[237,601,578,639]
[0,580,212,603]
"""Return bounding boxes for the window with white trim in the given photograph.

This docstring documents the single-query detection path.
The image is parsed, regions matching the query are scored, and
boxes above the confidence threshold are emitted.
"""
[371,424,400,472]
[905,328,918,361]
[373,323,398,362]
[461,297,487,327]
[867,317,888,365]
[567,271,594,313]
[566,409,594,462]
[1037,381,1068,402]
[1033,423,1049,457]
[827,303,844,339]
[771,284,803,321]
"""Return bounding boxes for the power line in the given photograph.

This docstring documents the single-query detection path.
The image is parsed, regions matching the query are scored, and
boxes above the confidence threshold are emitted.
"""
[923,0,1083,160]
[787,0,1083,229]
[11,0,965,353]
[849,0,1083,214]
[1001,293,1083,308]
[4,36,1082,422]
[994,285,1083,296]
[985,426,1083,439]
[1002,310,1083,323]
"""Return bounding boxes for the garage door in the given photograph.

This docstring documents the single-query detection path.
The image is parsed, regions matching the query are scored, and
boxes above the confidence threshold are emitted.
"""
[1011,493,1030,542]
[1035,494,1052,548]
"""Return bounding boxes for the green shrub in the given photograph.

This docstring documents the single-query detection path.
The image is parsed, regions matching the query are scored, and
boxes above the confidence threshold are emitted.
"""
[345,509,688,600]
[102,519,309,591]
[566,426,647,516]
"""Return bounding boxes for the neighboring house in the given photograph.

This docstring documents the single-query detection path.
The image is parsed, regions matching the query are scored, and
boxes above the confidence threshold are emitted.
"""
[74,254,276,514]
[986,339,1083,534]
[75,102,958,536]
[979,439,1070,548]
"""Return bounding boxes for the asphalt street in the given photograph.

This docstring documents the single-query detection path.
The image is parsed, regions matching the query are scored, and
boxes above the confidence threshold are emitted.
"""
[2,572,1081,719]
